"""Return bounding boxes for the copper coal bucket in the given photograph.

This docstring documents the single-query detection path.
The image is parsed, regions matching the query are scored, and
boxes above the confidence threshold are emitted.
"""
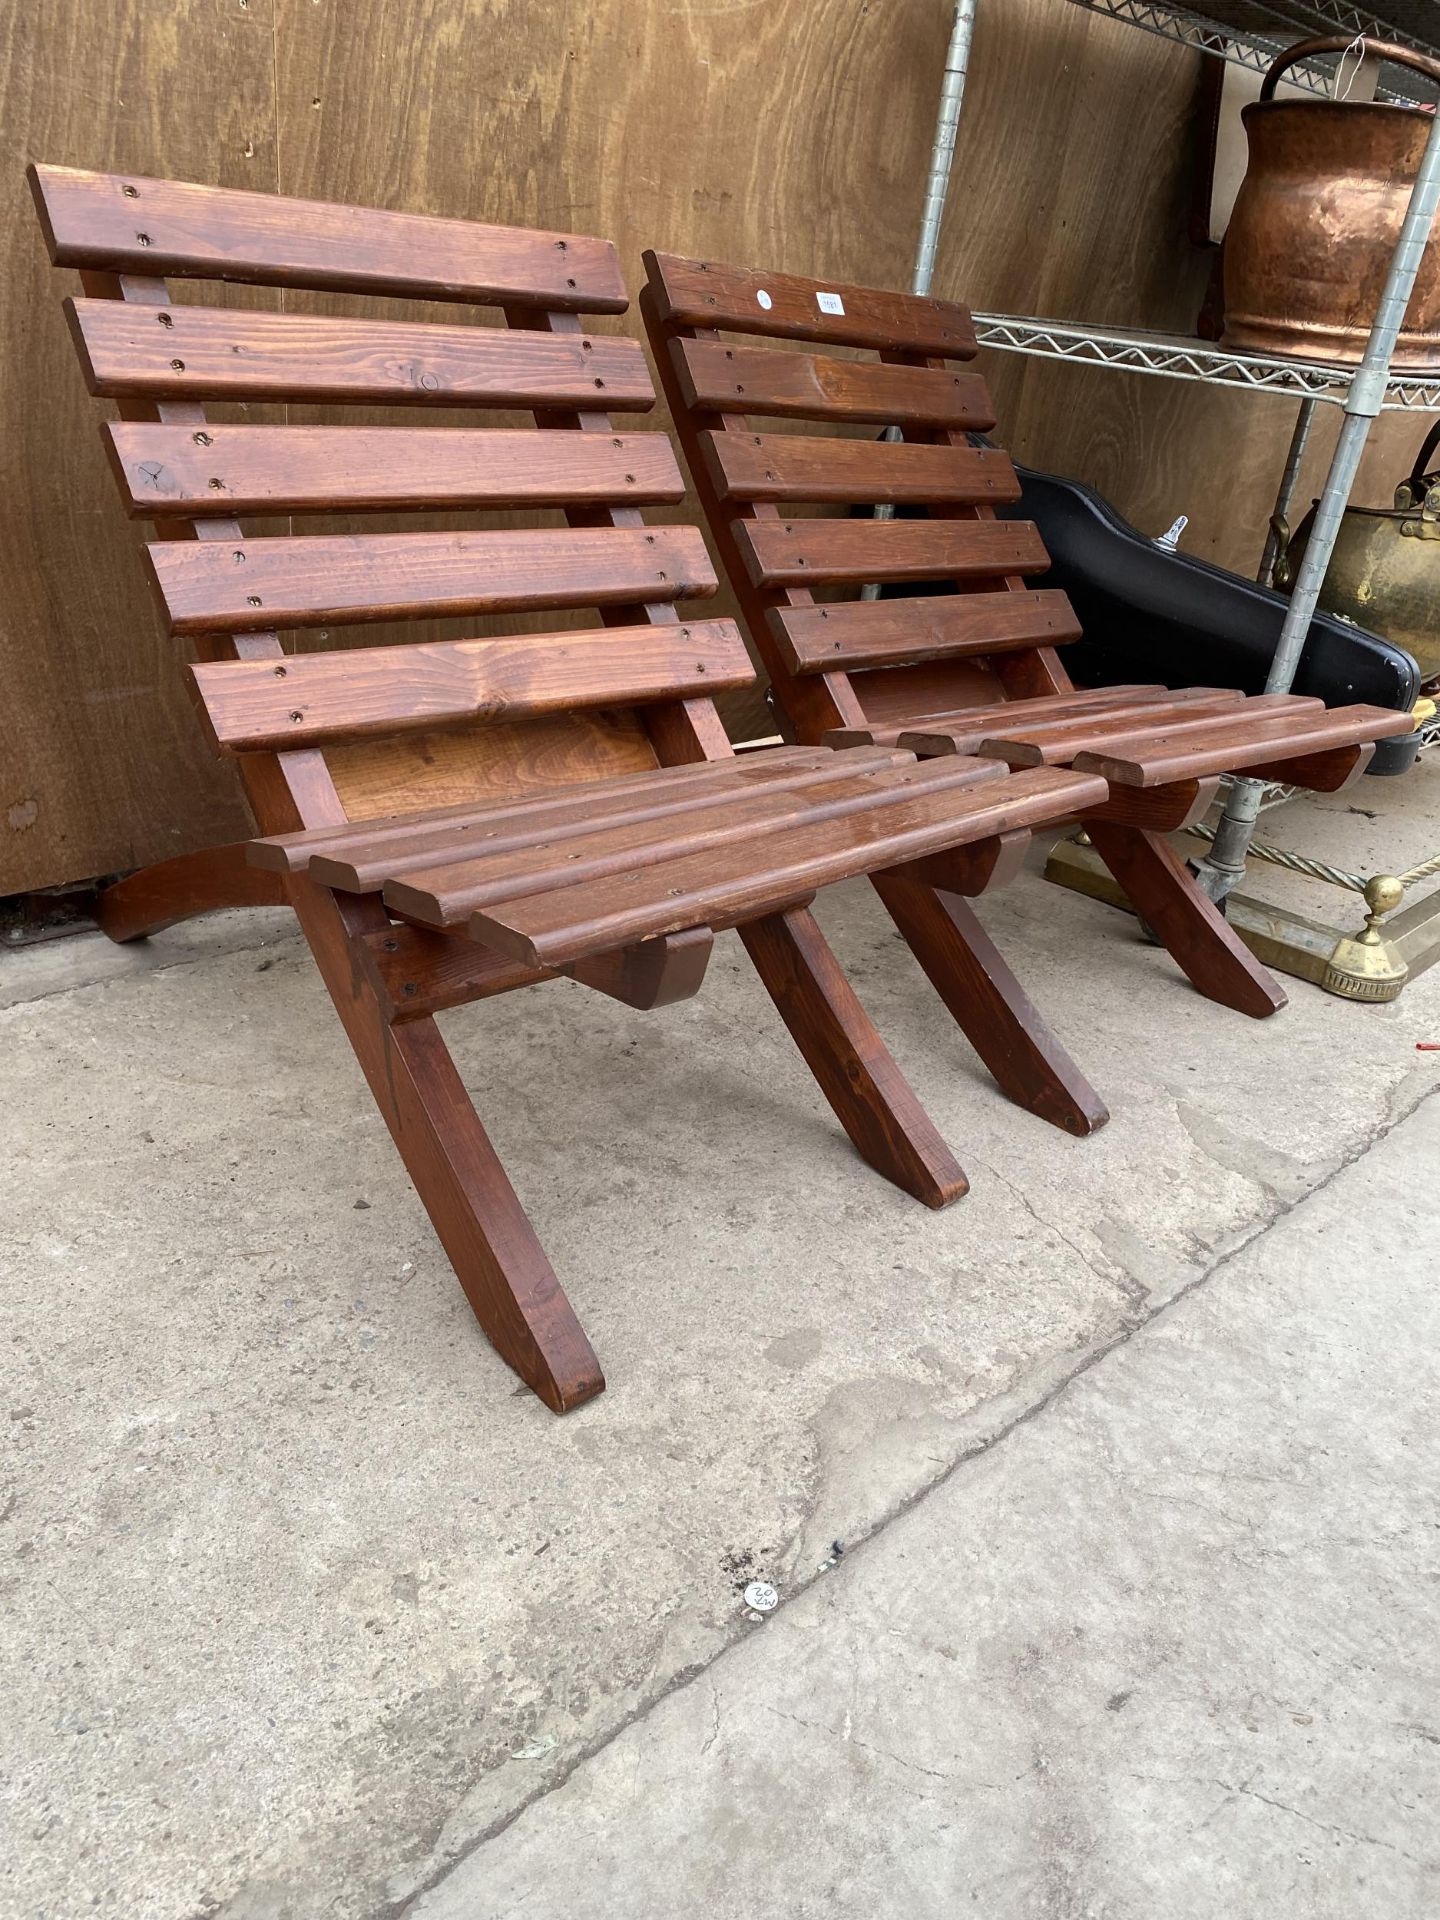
[1223,34,1440,367]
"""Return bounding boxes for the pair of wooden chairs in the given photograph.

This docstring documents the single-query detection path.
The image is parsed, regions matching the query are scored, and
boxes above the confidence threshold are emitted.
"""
[30,165,1412,1412]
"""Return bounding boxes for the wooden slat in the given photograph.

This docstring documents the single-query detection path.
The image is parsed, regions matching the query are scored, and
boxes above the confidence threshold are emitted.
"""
[674,339,994,428]
[1073,703,1414,788]
[644,250,976,357]
[384,758,1009,926]
[699,432,1018,505]
[148,525,716,634]
[313,748,911,890]
[736,517,1050,589]
[468,762,1109,966]
[893,684,1223,756]
[771,590,1082,674]
[106,424,683,516]
[249,745,838,873]
[194,619,753,751]
[31,164,627,310]
[68,300,654,409]
[979,692,1307,767]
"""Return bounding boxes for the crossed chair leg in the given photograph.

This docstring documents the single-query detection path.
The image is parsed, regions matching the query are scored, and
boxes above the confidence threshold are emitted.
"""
[94,834,989,1407]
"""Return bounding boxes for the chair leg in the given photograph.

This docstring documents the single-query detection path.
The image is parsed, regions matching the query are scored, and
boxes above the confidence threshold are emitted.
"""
[1081,817,1287,1019]
[739,904,969,1209]
[291,876,605,1412]
[869,870,1109,1137]
[97,841,288,943]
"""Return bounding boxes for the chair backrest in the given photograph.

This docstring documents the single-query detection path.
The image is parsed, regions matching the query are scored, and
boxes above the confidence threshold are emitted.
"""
[640,251,1079,746]
[31,166,752,836]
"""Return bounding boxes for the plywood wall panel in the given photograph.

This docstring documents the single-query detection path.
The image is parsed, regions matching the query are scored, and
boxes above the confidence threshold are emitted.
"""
[3,0,1428,893]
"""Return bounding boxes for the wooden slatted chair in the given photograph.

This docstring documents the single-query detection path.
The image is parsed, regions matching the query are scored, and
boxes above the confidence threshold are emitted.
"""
[32,166,1113,1413]
[641,251,1416,1029]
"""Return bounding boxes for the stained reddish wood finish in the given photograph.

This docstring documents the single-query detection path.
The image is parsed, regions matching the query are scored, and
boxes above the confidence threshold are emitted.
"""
[736,906,967,1209]
[643,247,1413,1035]
[150,525,716,634]
[194,620,751,751]
[674,339,995,428]
[640,262,1109,1133]
[736,517,1050,590]
[33,164,627,309]
[1074,702,1412,787]
[775,592,1081,675]
[701,433,1018,505]
[95,839,286,942]
[380,757,1012,928]
[886,683,1183,754]
[107,424,684,515]
[468,765,1105,969]
[250,746,841,874]
[646,251,977,357]
[69,299,655,409]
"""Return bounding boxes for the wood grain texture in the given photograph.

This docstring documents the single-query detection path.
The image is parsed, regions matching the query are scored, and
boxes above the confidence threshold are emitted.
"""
[382,757,1008,927]
[736,516,1050,589]
[69,299,654,408]
[468,763,1107,967]
[772,591,1081,674]
[737,906,968,1210]
[105,424,682,515]
[645,249,977,357]
[33,163,627,309]
[193,618,752,750]
[149,525,717,633]
[675,339,995,427]
[298,750,905,890]
[322,709,661,822]
[700,432,1019,505]
[1072,701,1414,786]
[248,744,833,871]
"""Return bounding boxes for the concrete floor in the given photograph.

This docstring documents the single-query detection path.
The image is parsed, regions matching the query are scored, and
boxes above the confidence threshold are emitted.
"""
[2,793,1438,1920]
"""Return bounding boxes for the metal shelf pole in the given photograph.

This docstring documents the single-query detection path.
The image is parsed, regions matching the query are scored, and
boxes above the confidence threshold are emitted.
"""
[1195,105,1440,902]
[862,1,977,601]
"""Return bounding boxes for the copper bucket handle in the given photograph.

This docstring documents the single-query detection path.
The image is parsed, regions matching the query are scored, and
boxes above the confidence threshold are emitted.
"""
[1259,34,1440,102]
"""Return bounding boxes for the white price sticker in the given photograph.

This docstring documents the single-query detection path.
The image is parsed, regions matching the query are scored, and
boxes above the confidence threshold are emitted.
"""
[756,289,773,310]
[816,291,845,315]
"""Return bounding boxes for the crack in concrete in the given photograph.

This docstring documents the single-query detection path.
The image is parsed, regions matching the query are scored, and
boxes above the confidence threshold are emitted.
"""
[389,1080,1439,1917]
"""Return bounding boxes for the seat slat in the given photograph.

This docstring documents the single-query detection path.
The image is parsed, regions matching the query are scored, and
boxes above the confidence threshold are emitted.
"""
[737,517,1050,589]
[309,747,912,891]
[248,746,835,873]
[107,425,683,516]
[700,432,1018,505]
[468,762,1109,967]
[194,619,753,751]
[978,692,1309,767]
[68,300,654,409]
[1073,703,1414,788]
[645,251,976,358]
[384,758,1009,926]
[772,590,1081,674]
[674,339,994,428]
[148,525,716,634]
[32,164,627,310]
[892,685,1224,756]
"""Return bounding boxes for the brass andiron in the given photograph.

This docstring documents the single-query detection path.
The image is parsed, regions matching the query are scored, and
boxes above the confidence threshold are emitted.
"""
[1322,875,1410,1002]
